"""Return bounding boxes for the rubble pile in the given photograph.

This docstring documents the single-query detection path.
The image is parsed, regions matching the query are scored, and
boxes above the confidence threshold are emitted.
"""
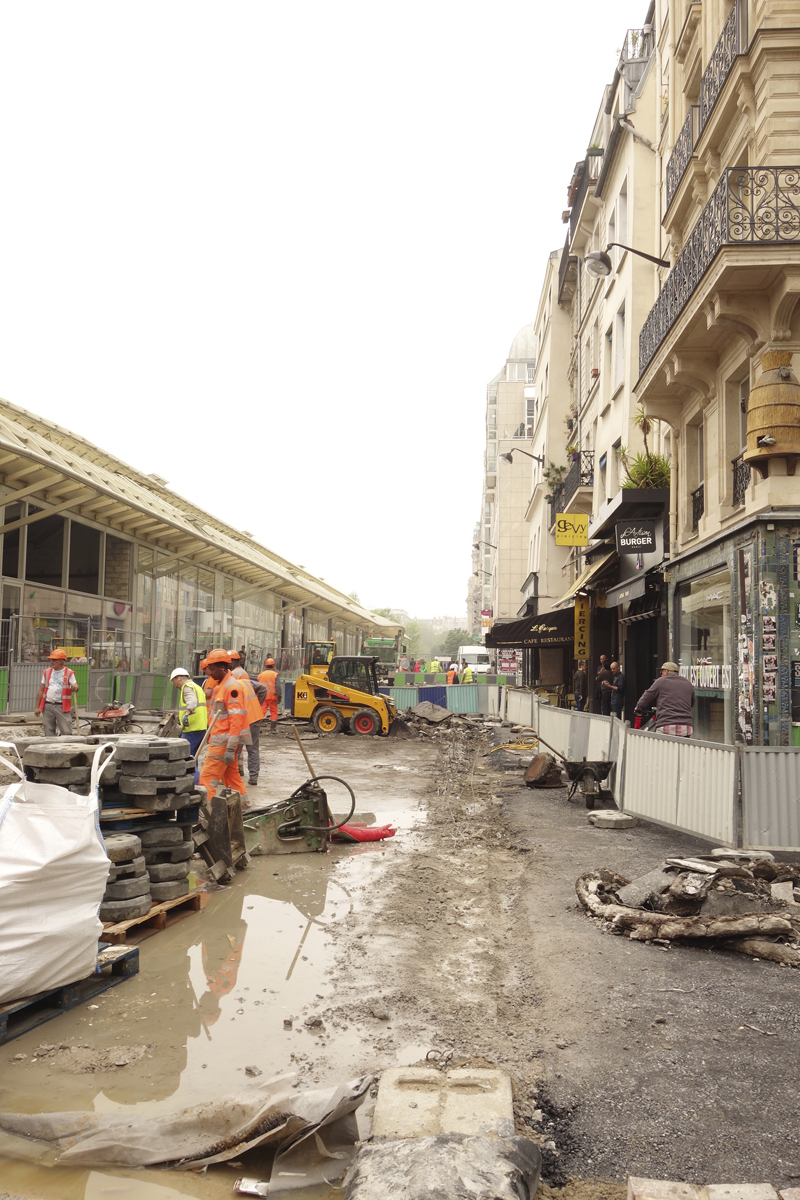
[401,706,498,740]
[101,833,150,922]
[576,850,800,965]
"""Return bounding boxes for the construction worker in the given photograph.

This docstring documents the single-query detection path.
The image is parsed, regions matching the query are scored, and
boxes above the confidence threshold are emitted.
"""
[460,659,474,684]
[429,657,441,674]
[198,649,249,799]
[258,656,280,733]
[230,652,267,786]
[446,664,456,685]
[36,648,79,736]
[170,668,208,757]
[200,658,215,705]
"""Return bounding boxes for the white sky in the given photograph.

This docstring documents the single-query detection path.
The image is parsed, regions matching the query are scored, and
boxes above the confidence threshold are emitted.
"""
[0,0,645,619]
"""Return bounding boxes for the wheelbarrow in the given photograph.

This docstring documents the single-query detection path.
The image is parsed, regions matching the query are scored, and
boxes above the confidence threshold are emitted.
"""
[562,759,614,808]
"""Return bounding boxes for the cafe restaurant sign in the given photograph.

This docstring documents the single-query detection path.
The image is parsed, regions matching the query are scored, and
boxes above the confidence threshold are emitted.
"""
[615,519,656,554]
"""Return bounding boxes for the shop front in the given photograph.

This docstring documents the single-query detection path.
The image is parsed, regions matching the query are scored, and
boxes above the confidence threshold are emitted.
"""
[485,607,577,693]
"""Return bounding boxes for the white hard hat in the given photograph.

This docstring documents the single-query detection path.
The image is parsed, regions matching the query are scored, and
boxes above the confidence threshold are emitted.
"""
[170,667,190,680]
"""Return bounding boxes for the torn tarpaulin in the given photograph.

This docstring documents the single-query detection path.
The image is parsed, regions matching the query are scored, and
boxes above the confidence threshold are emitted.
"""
[0,1073,373,1177]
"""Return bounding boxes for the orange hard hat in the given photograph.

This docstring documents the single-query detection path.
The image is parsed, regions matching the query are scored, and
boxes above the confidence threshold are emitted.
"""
[49,648,68,660]
[230,650,240,660]
[264,657,275,667]
[206,648,232,666]
[199,658,208,670]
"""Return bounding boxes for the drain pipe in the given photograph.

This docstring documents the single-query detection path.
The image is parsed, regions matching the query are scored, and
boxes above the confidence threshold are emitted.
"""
[669,430,678,555]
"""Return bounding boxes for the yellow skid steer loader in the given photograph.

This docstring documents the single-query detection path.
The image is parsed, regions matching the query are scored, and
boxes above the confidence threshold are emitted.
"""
[291,656,403,735]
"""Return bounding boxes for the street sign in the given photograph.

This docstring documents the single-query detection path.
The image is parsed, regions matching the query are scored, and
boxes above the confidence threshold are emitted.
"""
[555,513,588,546]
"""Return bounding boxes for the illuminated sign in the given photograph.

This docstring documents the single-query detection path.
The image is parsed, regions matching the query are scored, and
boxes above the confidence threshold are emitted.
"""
[555,513,588,546]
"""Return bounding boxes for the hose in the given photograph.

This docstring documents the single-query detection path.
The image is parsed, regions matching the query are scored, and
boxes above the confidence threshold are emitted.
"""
[288,775,356,833]
[487,726,539,755]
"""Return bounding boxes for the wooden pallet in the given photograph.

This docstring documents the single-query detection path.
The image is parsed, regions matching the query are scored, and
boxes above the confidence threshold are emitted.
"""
[101,886,208,944]
[99,804,200,831]
[0,945,139,1045]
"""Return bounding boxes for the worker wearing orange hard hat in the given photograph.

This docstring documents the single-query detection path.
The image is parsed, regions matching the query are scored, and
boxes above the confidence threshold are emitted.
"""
[35,648,80,737]
[229,651,267,786]
[199,657,216,708]
[198,649,249,799]
[258,656,280,734]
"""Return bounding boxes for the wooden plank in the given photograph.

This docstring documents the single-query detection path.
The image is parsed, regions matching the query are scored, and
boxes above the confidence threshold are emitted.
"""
[0,947,139,1045]
[101,887,208,945]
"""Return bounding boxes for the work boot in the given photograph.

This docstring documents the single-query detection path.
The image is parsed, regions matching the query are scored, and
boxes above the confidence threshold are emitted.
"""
[248,777,258,787]
[271,722,278,734]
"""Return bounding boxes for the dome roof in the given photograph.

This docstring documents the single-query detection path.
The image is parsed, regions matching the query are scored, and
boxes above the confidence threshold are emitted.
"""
[507,321,536,362]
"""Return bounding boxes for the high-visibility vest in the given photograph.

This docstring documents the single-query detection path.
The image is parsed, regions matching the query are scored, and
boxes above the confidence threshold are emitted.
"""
[235,673,265,726]
[208,671,249,753]
[446,670,455,685]
[179,680,208,732]
[39,667,77,713]
[461,666,474,683]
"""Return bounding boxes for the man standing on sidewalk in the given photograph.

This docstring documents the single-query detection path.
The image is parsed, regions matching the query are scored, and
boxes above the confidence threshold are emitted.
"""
[573,660,588,711]
[36,649,79,736]
[635,662,695,737]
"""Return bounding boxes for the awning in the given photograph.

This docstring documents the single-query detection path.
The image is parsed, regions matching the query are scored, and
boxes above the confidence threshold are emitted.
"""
[553,551,616,608]
[606,575,647,607]
[619,594,662,625]
[485,607,575,648]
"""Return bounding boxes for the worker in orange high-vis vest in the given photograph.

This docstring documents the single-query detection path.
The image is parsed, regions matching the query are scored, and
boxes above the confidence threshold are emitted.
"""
[198,649,249,799]
[229,651,266,786]
[258,656,280,733]
[35,648,79,736]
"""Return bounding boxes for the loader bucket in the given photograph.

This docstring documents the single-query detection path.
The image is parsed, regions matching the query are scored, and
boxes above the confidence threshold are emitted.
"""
[388,713,412,738]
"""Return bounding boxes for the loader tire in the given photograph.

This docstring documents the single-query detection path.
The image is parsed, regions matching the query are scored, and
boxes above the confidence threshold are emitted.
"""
[313,707,344,734]
[351,708,381,736]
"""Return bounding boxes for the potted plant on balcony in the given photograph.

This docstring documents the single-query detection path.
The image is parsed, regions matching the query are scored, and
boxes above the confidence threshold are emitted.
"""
[586,143,604,157]
[566,444,579,462]
[543,462,567,491]
[618,407,671,488]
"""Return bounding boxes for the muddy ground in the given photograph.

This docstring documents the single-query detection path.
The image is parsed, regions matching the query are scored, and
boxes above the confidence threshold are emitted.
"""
[1,721,798,1198]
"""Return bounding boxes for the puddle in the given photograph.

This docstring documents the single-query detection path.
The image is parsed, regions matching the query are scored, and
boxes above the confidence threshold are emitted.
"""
[0,740,435,1199]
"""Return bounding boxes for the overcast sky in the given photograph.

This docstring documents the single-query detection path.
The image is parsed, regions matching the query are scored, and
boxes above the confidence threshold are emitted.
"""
[0,0,645,619]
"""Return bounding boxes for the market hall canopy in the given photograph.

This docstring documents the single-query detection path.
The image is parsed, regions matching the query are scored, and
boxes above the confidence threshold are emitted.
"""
[485,607,575,648]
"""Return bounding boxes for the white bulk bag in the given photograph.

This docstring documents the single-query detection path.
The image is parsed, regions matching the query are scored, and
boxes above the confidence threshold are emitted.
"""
[0,742,115,1004]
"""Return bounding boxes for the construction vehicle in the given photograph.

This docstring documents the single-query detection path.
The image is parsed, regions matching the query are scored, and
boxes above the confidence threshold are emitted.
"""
[303,640,337,677]
[291,655,399,735]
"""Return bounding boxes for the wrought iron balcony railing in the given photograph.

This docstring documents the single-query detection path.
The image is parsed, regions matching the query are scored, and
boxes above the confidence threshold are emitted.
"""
[639,166,800,375]
[665,105,699,211]
[548,483,564,530]
[569,156,602,241]
[700,1,745,129]
[563,451,594,508]
[691,483,705,530]
[732,452,751,505]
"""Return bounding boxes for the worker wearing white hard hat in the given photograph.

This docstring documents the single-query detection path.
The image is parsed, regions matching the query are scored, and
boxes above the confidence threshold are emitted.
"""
[170,667,208,764]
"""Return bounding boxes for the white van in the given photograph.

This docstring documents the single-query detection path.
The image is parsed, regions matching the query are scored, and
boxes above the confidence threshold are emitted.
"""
[457,646,492,675]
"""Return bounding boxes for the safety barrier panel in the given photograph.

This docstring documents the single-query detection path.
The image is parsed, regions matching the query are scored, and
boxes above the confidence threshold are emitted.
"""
[115,672,139,704]
[384,687,420,709]
[608,717,627,807]
[418,685,448,707]
[9,662,43,713]
[506,689,534,727]
[537,704,573,760]
[740,747,800,851]
[0,667,7,714]
[447,684,480,714]
[87,669,115,710]
[136,673,169,710]
[622,727,737,845]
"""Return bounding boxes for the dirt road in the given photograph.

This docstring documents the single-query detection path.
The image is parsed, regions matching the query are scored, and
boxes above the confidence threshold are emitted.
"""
[1,722,798,1198]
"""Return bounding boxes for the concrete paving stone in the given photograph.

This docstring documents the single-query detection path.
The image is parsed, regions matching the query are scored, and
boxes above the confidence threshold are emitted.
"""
[628,1179,704,1200]
[114,738,191,762]
[27,764,92,784]
[108,854,147,880]
[587,810,638,829]
[770,880,795,904]
[99,893,152,922]
[139,826,187,845]
[104,873,151,900]
[119,773,194,796]
[706,1188,779,1200]
[710,847,775,861]
[149,877,190,902]
[104,833,143,862]
[779,1190,800,1200]
[147,860,190,882]
[116,758,195,778]
[371,1066,514,1139]
[143,841,193,864]
[23,743,92,768]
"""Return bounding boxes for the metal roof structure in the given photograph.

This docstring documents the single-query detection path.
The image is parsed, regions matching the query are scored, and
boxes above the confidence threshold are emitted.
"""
[0,397,401,634]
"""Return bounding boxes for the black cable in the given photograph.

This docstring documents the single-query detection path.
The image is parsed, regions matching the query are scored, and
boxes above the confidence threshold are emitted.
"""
[286,775,356,833]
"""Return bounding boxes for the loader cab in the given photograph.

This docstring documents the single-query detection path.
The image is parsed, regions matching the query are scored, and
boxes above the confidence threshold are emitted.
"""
[327,656,380,696]
[304,640,336,677]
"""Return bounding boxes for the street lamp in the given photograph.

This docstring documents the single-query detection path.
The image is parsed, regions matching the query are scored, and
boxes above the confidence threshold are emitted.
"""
[473,540,497,550]
[585,243,670,278]
[500,449,545,465]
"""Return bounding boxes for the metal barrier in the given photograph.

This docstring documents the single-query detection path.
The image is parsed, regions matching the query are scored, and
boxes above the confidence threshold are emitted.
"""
[0,667,7,714]
[506,689,534,727]
[622,727,737,845]
[446,684,479,714]
[386,687,419,710]
[537,704,572,759]
[9,662,43,713]
[136,673,169,710]
[608,717,627,807]
[740,747,800,851]
[88,669,115,710]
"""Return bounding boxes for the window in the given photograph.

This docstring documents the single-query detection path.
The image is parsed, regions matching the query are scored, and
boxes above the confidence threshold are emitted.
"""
[2,503,22,578]
[26,509,64,588]
[608,208,616,262]
[676,569,733,743]
[69,521,101,595]
[527,363,536,383]
[613,303,626,390]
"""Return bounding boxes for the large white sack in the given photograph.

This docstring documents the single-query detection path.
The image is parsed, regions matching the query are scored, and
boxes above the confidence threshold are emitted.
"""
[0,742,114,1003]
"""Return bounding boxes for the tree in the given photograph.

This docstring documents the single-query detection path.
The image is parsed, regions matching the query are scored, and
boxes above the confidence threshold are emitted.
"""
[404,619,422,657]
[371,607,394,618]
[347,590,361,604]
[436,628,472,662]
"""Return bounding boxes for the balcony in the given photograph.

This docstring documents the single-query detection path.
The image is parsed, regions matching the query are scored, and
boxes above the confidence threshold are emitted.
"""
[691,483,705,530]
[569,156,602,242]
[617,27,655,113]
[548,483,565,530]
[639,165,800,376]
[665,106,699,212]
[732,452,751,505]
[558,234,578,304]
[563,451,594,512]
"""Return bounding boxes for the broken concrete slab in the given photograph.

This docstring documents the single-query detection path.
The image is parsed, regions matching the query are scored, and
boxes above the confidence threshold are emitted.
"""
[617,866,675,908]
[371,1066,514,1139]
[23,743,92,769]
[104,873,151,901]
[343,1134,540,1200]
[710,847,774,861]
[409,702,453,724]
[587,810,637,829]
[108,855,147,881]
[770,880,795,904]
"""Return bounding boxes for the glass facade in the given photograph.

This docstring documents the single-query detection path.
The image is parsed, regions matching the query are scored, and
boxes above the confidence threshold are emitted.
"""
[676,568,733,743]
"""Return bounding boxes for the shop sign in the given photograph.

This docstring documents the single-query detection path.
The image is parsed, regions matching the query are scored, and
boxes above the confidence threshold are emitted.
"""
[555,514,588,546]
[679,663,733,689]
[500,651,520,673]
[615,520,656,553]
[480,607,493,632]
[574,595,590,660]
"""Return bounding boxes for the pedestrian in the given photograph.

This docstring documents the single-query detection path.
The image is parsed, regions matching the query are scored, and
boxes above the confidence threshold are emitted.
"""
[258,656,280,734]
[36,649,79,736]
[198,649,250,799]
[413,659,422,673]
[595,655,613,715]
[573,659,588,712]
[170,668,208,778]
[461,659,474,684]
[605,661,626,716]
[230,652,267,787]
[634,661,696,737]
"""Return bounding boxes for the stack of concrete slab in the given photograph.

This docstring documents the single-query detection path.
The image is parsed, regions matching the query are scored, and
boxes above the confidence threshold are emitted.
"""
[140,826,193,902]
[103,738,203,812]
[101,833,151,922]
[22,741,119,795]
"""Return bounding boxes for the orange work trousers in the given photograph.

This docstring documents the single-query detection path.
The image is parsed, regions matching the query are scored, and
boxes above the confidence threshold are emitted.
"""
[263,697,278,723]
[199,744,246,796]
